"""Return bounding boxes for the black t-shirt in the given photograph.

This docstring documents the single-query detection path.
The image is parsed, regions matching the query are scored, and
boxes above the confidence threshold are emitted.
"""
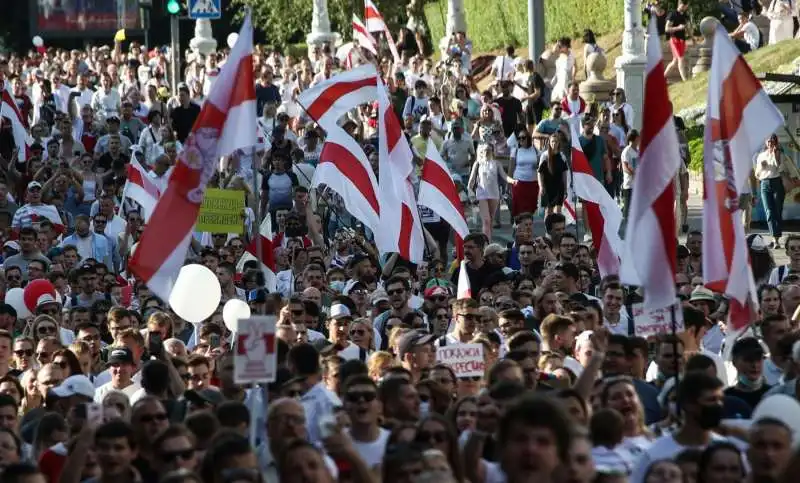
[529,73,547,109]
[496,96,523,137]
[538,152,569,194]
[170,103,201,143]
[97,152,126,172]
[450,261,503,298]
[256,83,281,115]
[667,11,688,40]
[724,385,772,412]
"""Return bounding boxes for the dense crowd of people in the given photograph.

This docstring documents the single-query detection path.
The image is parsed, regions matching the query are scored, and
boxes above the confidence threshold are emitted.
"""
[0,2,800,483]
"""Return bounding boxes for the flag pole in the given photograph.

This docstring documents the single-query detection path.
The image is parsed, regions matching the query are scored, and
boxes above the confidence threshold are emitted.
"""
[670,301,680,416]
[253,146,262,270]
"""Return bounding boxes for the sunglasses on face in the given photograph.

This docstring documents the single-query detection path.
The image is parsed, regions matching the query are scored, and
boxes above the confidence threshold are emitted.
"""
[38,308,59,316]
[36,351,50,360]
[345,391,377,403]
[417,430,448,444]
[14,349,33,357]
[387,288,405,296]
[160,448,195,463]
[350,329,367,336]
[38,325,57,334]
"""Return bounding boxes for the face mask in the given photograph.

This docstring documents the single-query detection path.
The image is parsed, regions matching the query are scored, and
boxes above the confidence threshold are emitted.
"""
[697,403,724,429]
[329,280,345,293]
[419,401,430,416]
[737,374,763,391]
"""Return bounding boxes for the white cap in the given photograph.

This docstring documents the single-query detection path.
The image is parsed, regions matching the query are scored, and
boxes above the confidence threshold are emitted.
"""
[329,303,352,320]
[51,375,95,399]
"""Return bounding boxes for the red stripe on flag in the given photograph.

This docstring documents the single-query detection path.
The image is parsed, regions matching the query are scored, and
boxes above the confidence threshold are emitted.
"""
[384,108,403,152]
[583,201,604,255]
[653,183,676,272]
[639,68,672,154]
[319,142,381,214]
[227,54,256,108]
[306,78,377,120]
[245,234,276,271]
[705,180,737,294]
[421,157,463,212]
[712,56,761,142]
[398,203,414,261]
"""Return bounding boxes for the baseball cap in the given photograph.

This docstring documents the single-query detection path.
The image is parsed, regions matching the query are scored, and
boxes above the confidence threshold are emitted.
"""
[35,293,59,309]
[329,303,352,320]
[27,181,43,190]
[747,234,768,253]
[106,347,135,366]
[106,115,120,123]
[732,337,766,361]
[77,263,95,275]
[184,388,225,407]
[342,280,365,296]
[397,329,436,360]
[50,375,95,399]
[3,241,20,251]
[424,286,449,298]
[690,286,716,303]
[370,289,389,305]
[483,243,508,258]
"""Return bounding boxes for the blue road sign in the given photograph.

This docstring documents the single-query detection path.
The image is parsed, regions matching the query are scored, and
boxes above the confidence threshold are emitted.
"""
[189,0,222,19]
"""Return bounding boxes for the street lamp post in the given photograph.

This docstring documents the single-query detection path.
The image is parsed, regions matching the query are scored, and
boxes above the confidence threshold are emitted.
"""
[528,0,545,62]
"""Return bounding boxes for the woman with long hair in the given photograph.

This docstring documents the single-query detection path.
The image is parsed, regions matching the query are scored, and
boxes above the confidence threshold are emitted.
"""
[508,128,540,216]
[601,377,653,456]
[537,133,569,216]
[755,134,787,248]
[415,414,466,482]
[696,442,745,483]
[52,349,83,377]
[468,144,516,239]
[445,396,478,435]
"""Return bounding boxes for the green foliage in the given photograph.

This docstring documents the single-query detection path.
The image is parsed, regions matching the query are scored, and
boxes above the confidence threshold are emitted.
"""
[661,0,722,24]
[424,0,625,52]
[686,123,704,173]
[230,0,407,48]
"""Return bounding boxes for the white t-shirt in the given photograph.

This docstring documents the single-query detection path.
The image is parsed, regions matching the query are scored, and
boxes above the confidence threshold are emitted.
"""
[742,21,760,51]
[349,427,390,470]
[94,380,142,403]
[492,55,516,81]
[621,145,639,190]
[629,433,732,483]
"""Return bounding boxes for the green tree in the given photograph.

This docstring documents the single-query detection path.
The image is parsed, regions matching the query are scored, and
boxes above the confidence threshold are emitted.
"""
[231,0,410,48]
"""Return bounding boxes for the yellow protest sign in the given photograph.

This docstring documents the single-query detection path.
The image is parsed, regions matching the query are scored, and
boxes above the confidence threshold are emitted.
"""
[114,29,126,43]
[197,189,245,234]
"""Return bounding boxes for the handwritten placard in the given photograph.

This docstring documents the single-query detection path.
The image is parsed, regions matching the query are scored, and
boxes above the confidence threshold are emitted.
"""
[632,301,685,338]
[436,343,485,378]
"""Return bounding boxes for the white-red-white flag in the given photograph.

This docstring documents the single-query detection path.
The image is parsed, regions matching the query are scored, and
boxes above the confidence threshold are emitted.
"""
[703,26,783,331]
[418,140,469,238]
[122,158,162,221]
[619,20,682,310]
[353,14,378,55]
[456,260,472,299]
[364,0,401,62]
[237,215,277,292]
[568,120,623,277]
[14,204,65,235]
[296,64,379,127]
[376,77,425,262]
[130,14,257,300]
[1,85,31,162]
[314,126,382,234]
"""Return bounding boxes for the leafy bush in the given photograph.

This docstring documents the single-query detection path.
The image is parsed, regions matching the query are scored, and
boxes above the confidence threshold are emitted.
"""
[685,122,704,173]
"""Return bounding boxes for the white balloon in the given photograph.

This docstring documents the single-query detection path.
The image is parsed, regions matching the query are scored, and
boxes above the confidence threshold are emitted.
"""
[32,36,44,48]
[168,264,221,323]
[227,33,239,49]
[222,299,251,332]
[6,288,31,319]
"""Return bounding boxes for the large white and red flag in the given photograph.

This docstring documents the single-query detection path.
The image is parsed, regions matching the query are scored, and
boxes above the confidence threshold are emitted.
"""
[376,76,425,262]
[353,15,378,55]
[456,260,472,299]
[568,120,623,277]
[1,85,31,162]
[237,215,277,292]
[297,64,379,127]
[15,204,65,235]
[315,125,382,234]
[364,0,401,62]
[703,26,783,331]
[418,140,469,239]
[122,158,162,221]
[619,20,682,310]
[129,14,257,300]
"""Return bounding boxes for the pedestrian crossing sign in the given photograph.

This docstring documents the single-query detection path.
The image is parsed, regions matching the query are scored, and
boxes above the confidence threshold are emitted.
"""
[189,0,222,19]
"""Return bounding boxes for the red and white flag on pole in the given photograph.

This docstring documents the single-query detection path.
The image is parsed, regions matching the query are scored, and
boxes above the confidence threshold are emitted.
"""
[122,158,162,221]
[703,26,783,331]
[237,216,277,292]
[353,14,378,55]
[297,64,379,127]
[418,140,469,238]
[130,14,257,300]
[619,20,682,310]
[1,85,31,162]
[568,120,623,277]
[456,260,472,299]
[315,126,382,234]
[376,76,424,262]
[364,0,401,62]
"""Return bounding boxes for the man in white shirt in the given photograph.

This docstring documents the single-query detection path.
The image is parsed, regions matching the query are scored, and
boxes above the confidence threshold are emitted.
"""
[326,304,363,361]
[343,375,390,470]
[491,45,517,83]
[290,343,341,445]
[730,9,761,53]
[94,347,142,402]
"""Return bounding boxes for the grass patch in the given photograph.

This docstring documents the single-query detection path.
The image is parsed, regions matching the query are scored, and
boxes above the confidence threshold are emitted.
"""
[669,39,800,112]
[423,0,623,53]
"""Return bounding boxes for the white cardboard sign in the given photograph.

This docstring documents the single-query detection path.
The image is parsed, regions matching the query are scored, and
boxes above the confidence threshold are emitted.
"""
[436,343,485,378]
[234,316,277,384]
[631,301,685,338]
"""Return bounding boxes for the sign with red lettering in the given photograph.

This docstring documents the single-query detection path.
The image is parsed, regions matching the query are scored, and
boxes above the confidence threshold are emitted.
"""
[631,301,685,339]
[234,316,277,384]
[436,343,485,378]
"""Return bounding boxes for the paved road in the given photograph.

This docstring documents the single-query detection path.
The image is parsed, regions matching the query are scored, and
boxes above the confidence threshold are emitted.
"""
[479,174,792,266]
